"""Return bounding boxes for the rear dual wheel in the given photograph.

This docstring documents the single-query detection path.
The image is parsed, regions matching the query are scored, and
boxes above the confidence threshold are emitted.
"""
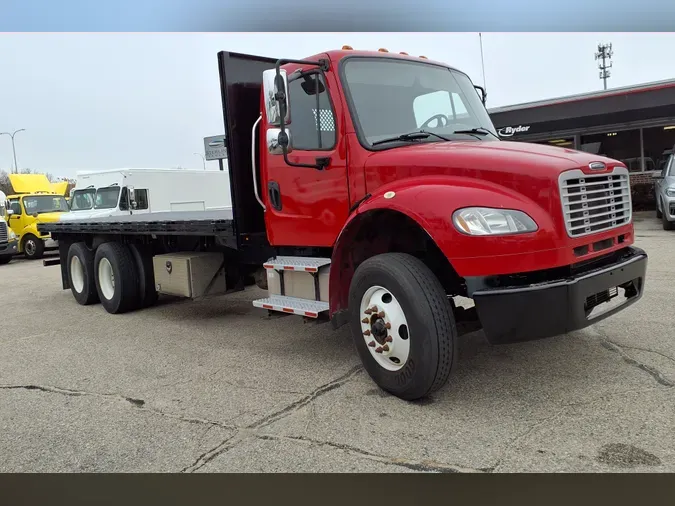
[349,253,458,401]
[67,241,157,313]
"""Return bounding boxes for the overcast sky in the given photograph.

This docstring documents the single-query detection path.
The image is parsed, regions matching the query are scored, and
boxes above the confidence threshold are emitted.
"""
[1,33,674,178]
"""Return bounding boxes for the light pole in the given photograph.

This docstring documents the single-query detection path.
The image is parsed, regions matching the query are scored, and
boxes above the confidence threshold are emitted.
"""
[193,152,206,170]
[0,129,26,174]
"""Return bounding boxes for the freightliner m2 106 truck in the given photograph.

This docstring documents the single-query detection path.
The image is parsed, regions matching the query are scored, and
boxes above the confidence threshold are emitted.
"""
[40,48,648,400]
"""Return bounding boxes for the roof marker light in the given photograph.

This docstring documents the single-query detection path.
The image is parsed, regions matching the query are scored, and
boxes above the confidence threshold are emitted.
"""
[342,45,353,50]
[378,48,389,52]
[419,55,428,59]
[399,52,409,55]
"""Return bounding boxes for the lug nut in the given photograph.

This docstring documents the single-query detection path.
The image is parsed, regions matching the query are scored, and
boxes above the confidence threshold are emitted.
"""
[370,306,378,313]
[382,344,390,352]
[362,318,369,324]
[375,347,383,354]
[377,311,385,318]
[364,309,372,315]
[368,341,376,347]
[385,336,393,343]
[363,330,371,336]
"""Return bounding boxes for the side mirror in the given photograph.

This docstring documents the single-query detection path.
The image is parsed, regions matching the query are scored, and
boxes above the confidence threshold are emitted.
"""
[653,172,664,180]
[263,68,290,126]
[474,85,487,105]
[267,128,293,155]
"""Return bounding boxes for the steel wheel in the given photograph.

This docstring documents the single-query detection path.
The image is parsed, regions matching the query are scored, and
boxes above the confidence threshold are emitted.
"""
[97,257,116,300]
[70,255,85,293]
[359,285,410,372]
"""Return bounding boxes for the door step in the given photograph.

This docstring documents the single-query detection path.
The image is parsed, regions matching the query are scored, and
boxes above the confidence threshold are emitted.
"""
[252,295,329,318]
[263,256,331,273]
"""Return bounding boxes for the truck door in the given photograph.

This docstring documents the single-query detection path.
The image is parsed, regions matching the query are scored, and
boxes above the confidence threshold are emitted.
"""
[7,198,24,237]
[262,63,350,248]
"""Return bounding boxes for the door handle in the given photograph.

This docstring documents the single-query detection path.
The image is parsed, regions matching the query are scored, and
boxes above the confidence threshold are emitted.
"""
[268,181,282,211]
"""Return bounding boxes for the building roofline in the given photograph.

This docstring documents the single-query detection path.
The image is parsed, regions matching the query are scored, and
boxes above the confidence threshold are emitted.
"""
[488,78,675,114]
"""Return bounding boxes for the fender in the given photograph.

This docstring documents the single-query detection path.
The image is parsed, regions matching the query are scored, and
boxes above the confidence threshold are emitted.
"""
[329,175,556,317]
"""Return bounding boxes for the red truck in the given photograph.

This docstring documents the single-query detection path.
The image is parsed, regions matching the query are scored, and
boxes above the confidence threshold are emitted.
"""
[40,47,648,401]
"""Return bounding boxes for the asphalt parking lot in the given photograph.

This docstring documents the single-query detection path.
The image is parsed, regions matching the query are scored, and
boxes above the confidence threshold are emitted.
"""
[1,211,673,473]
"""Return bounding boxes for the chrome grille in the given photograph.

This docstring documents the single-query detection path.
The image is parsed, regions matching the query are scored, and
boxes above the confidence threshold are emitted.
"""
[0,221,8,243]
[559,167,631,238]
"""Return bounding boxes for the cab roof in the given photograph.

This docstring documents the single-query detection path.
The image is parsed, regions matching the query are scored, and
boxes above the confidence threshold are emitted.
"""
[7,174,58,196]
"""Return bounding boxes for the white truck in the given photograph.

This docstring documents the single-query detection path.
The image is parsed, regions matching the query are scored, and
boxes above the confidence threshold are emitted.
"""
[62,168,233,222]
[0,190,19,264]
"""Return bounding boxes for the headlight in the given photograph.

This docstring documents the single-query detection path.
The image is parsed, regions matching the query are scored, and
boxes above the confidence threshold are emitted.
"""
[452,207,538,236]
[8,229,16,240]
[666,187,675,197]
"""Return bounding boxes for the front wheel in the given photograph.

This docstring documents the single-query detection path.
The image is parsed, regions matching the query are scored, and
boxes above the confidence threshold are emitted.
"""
[23,234,44,260]
[348,253,457,401]
[663,210,674,230]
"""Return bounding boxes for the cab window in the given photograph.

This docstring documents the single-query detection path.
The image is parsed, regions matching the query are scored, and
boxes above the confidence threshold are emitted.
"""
[9,199,22,215]
[287,72,336,151]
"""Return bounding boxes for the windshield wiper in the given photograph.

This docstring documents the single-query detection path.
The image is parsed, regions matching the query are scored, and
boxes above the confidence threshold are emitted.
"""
[371,130,451,147]
[452,127,495,138]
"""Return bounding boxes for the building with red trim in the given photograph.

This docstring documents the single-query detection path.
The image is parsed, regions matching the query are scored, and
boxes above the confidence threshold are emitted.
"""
[488,79,675,208]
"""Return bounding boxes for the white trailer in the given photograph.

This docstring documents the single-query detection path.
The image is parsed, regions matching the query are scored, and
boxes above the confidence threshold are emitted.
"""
[62,168,232,222]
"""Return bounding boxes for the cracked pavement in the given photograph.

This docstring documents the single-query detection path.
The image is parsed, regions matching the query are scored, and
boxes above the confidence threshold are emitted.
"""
[1,211,674,472]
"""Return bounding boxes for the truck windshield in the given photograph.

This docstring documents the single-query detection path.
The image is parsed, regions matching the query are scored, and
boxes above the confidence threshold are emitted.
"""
[341,58,498,147]
[95,186,121,209]
[70,189,96,211]
[23,195,69,214]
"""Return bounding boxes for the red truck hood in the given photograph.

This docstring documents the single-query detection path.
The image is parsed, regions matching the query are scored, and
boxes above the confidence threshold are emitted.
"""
[364,139,626,216]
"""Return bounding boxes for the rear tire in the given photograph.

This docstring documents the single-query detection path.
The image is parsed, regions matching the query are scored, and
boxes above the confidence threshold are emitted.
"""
[67,242,99,305]
[23,234,44,260]
[348,253,457,401]
[94,242,140,314]
[0,256,11,265]
[129,243,158,308]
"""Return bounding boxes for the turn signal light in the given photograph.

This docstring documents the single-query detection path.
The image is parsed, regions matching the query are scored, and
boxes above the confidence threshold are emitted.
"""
[342,45,353,50]
[378,48,389,52]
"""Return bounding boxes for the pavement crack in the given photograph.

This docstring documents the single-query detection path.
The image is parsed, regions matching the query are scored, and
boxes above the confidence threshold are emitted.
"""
[600,340,675,387]
[248,365,363,430]
[607,342,675,365]
[0,384,147,406]
[256,434,478,473]
[180,430,245,473]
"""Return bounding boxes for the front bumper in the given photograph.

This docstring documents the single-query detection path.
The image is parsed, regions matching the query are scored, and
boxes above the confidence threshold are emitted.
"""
[468,246,647,344]
[0,240,18,257]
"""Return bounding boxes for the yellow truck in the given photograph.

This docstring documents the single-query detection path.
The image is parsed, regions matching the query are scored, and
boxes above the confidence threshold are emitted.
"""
[5,174,70,260]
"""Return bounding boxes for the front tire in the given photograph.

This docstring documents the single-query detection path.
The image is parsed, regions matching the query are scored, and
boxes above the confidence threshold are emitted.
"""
[23,234,44,260]
[348,253,457,401]
[0,256,11,265]
[663,209,674,230]
[656,199,662,219]
[94,242,140,314]
[67,242,99,305]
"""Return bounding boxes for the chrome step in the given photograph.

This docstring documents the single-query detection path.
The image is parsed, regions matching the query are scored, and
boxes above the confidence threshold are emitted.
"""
[262,256,331,273]
[252,295,329,318]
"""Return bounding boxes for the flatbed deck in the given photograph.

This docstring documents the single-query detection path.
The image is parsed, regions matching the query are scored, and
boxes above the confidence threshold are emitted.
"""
[38,209,235,238]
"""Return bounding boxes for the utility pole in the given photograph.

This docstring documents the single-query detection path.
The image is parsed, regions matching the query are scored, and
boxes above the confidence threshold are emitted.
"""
[193,152,206,170]
[0,128,26,174]
[595,43,613,90]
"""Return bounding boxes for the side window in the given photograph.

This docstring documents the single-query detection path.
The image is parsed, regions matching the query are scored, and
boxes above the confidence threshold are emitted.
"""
[134,189,148,210]
[413,90,471,128]
[287,73,336,150]
[9,199,21,215]
[119,187,129,211]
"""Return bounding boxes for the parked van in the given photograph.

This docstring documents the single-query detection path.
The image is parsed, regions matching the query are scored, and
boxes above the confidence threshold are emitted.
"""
[61,168,233,222]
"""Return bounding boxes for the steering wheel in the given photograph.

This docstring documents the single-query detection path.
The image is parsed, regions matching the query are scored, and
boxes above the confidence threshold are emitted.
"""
[420,114,449,129]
